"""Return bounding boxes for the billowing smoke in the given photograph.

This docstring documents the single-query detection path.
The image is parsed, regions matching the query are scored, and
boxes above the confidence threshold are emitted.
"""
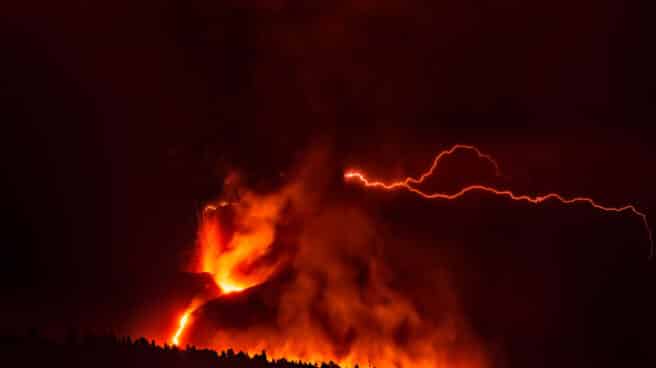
[183,149,489,368]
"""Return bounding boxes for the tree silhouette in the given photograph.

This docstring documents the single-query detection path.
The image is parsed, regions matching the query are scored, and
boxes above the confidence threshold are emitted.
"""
[0,330,352,368]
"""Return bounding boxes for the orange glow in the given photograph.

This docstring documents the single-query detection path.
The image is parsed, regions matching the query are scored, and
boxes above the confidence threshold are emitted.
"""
[169,193,272,347]
[345,144,653,258]
[172,309,192,346]
[162,145,651,368]
[166,158,492,368]
[198,192,286,294]
[169,189,291,349]
[215,280,245,294]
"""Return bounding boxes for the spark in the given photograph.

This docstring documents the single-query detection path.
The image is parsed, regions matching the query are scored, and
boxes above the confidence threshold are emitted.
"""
[204,201,230,213]
[345,144,653,258]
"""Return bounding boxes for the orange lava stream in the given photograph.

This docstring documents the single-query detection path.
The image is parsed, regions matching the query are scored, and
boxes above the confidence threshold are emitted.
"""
[172,309,192,346]
[345,145,653,258]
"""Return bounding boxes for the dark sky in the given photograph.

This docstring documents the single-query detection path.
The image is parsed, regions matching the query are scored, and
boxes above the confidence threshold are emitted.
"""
[2,1,655,366]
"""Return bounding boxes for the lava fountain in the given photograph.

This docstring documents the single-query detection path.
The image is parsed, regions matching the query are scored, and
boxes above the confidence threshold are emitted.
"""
[171,188,291,346]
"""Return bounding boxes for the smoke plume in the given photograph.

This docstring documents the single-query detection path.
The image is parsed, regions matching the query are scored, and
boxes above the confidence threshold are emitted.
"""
[182,148,488,368]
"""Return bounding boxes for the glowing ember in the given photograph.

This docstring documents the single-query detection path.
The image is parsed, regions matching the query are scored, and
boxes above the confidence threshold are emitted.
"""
[345,144,653,258]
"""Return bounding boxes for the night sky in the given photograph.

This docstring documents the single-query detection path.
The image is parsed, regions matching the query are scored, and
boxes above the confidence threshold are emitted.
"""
[2,1,655,367]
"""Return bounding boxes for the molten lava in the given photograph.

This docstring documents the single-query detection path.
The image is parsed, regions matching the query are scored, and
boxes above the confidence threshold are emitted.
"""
[197,207,252,294]
[198,193,285,294]
[172,310,191,346]
[344,144,653,257]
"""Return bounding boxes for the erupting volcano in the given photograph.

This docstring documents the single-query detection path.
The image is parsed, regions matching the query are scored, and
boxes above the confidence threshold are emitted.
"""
[171,189,292,346]
[6,1,655,367]
[167,144,651,368]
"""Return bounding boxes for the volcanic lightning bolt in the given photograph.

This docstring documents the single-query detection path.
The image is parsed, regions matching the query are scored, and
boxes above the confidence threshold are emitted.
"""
[344,144,653,258]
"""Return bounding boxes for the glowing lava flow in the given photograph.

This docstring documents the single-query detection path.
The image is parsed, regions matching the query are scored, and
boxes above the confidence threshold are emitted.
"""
[345,144,653,258]
[172,309,192,346]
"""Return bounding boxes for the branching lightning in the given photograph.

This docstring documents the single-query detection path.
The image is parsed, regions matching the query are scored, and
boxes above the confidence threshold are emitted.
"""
[344,144,653,258]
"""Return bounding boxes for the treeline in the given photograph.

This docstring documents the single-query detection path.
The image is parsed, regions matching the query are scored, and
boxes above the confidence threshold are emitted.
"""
[0,330,349,368]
